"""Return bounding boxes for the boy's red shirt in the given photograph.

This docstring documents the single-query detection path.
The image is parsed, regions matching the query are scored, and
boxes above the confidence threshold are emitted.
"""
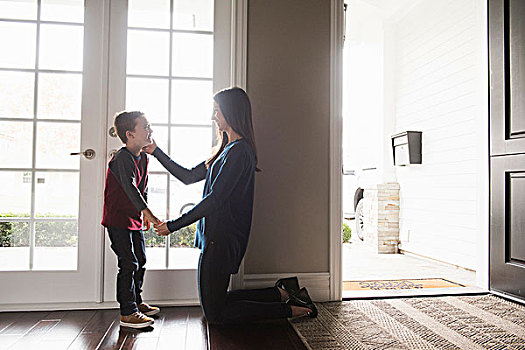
[101,148,148,230]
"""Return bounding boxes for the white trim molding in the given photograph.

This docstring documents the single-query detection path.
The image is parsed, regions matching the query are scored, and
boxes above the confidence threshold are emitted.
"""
[97,0,112,305]
[229,0,248,290]
[329,0,344,301]
[230,0,248,89]
[244,273,331,302]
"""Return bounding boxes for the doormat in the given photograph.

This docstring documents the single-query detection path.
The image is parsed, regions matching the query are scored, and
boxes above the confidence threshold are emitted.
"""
[289,295,525,350]
[343,278,465,291]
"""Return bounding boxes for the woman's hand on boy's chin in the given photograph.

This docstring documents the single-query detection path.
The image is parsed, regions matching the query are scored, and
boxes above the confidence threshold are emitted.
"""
[154,222,170,236]
[142,139,157,154]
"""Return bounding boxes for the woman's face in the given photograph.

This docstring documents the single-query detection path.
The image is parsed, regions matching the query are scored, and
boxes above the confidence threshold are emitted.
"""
[212,102,229,132]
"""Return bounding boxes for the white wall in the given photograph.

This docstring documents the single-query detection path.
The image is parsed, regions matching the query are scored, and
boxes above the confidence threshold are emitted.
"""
[343,1,383,173]
[245,0,331,275]
[391,0,488,271]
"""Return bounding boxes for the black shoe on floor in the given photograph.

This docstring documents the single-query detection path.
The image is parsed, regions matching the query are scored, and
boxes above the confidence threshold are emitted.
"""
[286,287,318,318]
[275,276,300,295]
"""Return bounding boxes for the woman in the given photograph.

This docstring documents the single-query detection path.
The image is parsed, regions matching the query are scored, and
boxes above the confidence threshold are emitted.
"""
[144,87,316,325]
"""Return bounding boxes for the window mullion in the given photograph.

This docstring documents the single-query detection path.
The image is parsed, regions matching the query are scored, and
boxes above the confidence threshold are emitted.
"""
[29,0,43,271]
[165,172,171,268]
[164,0,175,269]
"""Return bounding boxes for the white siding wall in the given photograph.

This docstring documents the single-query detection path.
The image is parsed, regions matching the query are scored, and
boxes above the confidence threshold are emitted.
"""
[392,0,487,270]
[343,1,383,172]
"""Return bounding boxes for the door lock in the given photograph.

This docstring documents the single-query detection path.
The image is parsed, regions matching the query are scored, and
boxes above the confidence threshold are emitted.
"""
[109,127,117,138]
[70,149,96,160]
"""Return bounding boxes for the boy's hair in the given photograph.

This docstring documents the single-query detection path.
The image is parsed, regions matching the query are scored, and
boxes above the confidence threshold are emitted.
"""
[114,111,144,143]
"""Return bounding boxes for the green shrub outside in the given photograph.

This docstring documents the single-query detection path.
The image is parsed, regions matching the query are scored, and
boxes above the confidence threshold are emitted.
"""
[170,223,196,247]
[1,212,30,247]
[0,222,30,247]
[1,212,77,247]
[35,221,78,247]
[144,223,196,248]
[1,212,196,249]
[343,222,352,243]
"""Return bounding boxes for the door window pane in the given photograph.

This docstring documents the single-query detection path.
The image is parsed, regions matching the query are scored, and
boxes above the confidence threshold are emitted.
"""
[38,73,82,120]
[169,247,200,269]
[0,22,36,69]
[171,79,212,125]
[0,221,30,271]
[148,173,167,221]
[173,0,213,31]
[41,0,84,23]
[148,126,168,172]
[39,24,83,71]
[0,71,34,119]
[0,121,33,168]
[170,126,212,167]
[35,122,80,169]
[34,172,79,217]
[123,0,215,271]
[129,0,170,29]
[169,178,203,219]
[34,221,77,270]
[126,77,169,124]
[0,172,32,217]
[144,227,165,269]
[172,33,213,78]
[127,30,170,76]
[0,0,86,274]
[0,0,37,20]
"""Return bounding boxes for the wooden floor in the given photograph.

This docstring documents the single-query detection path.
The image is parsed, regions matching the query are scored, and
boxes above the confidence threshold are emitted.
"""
[0,307,306,349]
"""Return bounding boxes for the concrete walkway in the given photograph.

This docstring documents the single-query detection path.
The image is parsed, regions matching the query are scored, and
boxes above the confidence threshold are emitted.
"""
[342,220,480,298]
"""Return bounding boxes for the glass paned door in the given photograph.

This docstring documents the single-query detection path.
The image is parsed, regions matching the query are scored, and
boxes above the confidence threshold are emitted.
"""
[0,0,107,304]
[104,0,231,303]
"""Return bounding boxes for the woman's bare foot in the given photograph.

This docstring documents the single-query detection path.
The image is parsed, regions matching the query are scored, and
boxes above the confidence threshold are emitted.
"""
[277,286,290,302]
[290,305,312,317]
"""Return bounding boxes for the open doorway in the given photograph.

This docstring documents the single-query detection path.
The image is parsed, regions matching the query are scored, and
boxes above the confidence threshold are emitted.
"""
[341,0,488,298]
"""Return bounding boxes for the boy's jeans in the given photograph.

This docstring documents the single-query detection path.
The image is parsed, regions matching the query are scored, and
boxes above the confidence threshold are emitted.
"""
[107,227,146,316]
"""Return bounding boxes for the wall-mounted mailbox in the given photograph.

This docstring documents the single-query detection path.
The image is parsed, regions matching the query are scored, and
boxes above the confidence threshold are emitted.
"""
[391,131,422,166]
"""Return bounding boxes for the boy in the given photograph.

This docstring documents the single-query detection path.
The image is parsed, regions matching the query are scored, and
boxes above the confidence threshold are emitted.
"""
[102,111,161,328]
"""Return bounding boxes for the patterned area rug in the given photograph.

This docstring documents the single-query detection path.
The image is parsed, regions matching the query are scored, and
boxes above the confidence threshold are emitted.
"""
[343,278,465,291]
[289,295,525,349]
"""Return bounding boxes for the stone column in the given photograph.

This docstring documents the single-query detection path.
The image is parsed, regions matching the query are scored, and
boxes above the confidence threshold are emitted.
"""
[363,182,400,253]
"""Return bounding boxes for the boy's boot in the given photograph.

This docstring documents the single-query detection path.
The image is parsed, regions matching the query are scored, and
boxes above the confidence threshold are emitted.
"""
[138,302,160,316]
[120,312,154,328]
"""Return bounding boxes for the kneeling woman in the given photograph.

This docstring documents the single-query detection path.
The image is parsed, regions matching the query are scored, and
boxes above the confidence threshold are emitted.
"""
[145,87,316,325]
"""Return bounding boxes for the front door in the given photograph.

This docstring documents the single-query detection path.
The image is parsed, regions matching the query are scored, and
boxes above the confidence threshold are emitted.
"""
[489,0,525,301]
[0,0,107,305]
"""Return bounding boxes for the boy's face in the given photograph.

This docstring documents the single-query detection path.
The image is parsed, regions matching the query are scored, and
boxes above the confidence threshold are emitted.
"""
[128,116,153,147]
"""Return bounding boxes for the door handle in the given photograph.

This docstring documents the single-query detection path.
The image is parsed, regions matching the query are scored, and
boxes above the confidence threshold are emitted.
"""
[70,149,96,160]
[109,127,117,138]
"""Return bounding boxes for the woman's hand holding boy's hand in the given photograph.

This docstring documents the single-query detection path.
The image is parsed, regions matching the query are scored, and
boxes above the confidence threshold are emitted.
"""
[142,208,162,230]
[142,139,157,154]
[154,222,170,236]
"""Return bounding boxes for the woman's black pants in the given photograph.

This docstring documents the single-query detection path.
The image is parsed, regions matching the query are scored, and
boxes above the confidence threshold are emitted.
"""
[198,243,292,325]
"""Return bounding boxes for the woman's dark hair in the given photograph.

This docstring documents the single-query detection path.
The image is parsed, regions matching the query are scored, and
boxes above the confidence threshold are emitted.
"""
[206,87,259,171]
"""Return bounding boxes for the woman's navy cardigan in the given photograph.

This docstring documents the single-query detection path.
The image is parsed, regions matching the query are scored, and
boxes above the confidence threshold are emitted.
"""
[151,139,255,274]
